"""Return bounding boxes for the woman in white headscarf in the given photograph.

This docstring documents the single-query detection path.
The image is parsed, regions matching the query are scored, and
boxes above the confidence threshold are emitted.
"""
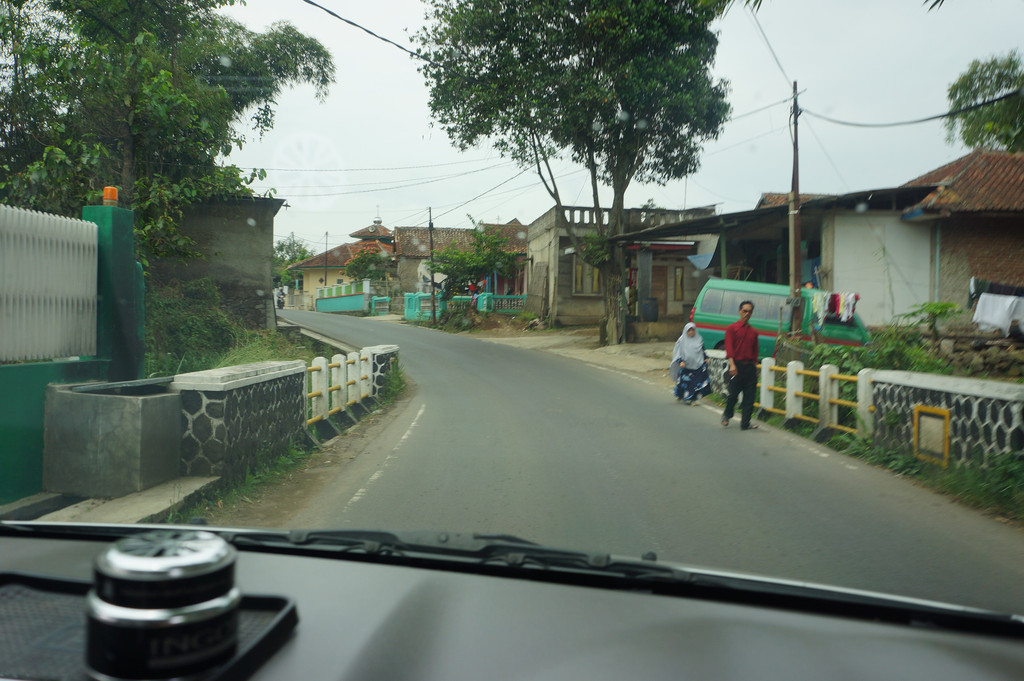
[670,323,712,404]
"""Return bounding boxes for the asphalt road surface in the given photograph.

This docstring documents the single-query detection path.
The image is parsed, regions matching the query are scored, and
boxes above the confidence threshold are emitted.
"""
[280,310,1024,613]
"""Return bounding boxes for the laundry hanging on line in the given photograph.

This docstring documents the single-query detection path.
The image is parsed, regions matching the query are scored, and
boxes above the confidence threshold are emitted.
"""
[811,291,860,330]
[969,276,1024,306]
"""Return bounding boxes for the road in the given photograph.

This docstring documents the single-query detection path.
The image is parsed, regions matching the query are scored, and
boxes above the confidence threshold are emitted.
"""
[279,310,1024,613]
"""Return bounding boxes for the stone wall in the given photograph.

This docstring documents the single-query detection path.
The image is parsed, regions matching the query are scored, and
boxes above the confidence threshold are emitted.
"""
[365,345,400,394]
[171,361,306,480]
[871,371,1024,465]
[933,338,1024,379]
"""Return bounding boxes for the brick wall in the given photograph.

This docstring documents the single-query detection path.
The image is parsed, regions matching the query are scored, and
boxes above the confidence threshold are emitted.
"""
[939,215,1024,310]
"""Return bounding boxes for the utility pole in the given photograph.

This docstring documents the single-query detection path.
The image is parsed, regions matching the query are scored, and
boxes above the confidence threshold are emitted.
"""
[429,208,436,325]
[788,81,804,334]
[323,232,328,300]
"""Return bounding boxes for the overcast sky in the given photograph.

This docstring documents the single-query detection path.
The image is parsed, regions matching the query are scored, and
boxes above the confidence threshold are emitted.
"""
[221,0,1024,252]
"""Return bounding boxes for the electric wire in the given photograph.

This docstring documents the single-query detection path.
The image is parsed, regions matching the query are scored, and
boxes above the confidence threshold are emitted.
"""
[747,10,791,88]
[251,161,514,191]
[299,0,430,66]
[802,88,1023,128]
[260,163,518,197]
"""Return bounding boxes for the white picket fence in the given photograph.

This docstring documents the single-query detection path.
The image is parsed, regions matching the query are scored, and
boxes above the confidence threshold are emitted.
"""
[0,204,98,361]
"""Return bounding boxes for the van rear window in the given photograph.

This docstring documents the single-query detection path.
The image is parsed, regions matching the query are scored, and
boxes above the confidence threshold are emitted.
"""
[700,288,723,314]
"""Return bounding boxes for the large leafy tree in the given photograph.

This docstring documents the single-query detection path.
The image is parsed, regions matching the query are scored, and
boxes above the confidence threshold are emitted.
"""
[945,51,1024,153]
[416,0,729,343]
[0,0,334,264]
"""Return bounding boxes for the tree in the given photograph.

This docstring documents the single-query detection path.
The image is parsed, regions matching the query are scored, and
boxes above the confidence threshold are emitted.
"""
[343,248,390,282]
[945,51,1024,153]
[417,0,729,344]
[428,226,520,303]
[0,0,335,264]
[273,233,315,287]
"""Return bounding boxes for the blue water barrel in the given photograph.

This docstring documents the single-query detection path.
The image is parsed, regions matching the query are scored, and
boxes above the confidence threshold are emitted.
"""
[640,297,659,322]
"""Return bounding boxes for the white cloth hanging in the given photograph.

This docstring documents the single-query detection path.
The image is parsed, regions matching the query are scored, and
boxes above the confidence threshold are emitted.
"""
[973,293,1024,336]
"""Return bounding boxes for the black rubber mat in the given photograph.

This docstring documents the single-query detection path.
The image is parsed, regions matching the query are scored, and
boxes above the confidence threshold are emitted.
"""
[0,573,296,681]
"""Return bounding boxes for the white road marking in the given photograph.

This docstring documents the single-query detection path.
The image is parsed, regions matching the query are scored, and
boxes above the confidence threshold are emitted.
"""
[342,403,426,513]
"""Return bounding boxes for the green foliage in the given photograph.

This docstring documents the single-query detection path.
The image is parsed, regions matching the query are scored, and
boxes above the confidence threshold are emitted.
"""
[145,278,240,376]
[416,0,729,238]
[274,233,315,286]
[930,454,1024,519]
[376,361,407,407]
[896,301,962,336]
[946,50,1024,152]
[806,325,951,376]
[343,248,389,282]
[579,232,612,268]
[429,226,520,301]
[0,0,334,263]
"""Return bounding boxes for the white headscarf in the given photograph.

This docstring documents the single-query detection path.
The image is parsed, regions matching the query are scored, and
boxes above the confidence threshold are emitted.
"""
[673,323,705,367]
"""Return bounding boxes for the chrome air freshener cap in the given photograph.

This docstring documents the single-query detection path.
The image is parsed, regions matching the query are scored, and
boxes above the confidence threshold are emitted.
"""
[87,530,240,680]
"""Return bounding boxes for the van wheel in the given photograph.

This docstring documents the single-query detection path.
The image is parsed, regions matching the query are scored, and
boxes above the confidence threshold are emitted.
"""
[714,341,725,350]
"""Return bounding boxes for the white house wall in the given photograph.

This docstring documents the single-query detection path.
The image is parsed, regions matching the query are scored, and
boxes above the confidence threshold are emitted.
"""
[831,212,933,326]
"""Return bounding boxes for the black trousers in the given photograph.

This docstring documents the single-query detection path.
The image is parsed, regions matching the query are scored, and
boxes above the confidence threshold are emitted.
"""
[723,361,757,427]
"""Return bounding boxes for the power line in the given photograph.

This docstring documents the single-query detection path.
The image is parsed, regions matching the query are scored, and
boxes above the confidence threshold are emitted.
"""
[802,88,1023,128]
[727,95,794,122]
[430,168,533,221]
[243,157,504,172]
[747,10,791,88]
[252,161,513,191]
[299,0,429,65]
[706,124,788,156]
[262,163,517,197]
[802,118,850,191]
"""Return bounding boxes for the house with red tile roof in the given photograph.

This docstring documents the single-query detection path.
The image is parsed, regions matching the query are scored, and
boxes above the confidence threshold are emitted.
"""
[286,218,396,309]
[393,221,528,295]
[611,150,1024,328]
[901,149,1024,308]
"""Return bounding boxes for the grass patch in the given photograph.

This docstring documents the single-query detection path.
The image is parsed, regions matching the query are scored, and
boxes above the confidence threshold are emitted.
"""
[164,441,316,524]
[824,433,1024,522]
[146,277,322,376]
[376,360,406,407]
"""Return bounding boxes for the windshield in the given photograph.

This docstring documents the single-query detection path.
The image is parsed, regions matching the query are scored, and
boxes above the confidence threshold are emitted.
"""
[3,0,1024,618]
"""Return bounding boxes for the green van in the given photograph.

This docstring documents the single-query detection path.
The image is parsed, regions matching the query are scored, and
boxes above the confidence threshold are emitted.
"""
[691,279,870,359]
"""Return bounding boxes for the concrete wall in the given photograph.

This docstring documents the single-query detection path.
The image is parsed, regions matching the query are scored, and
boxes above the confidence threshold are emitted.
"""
[153,197,284,329]
[43,384,181,498]
[828,212,933,326]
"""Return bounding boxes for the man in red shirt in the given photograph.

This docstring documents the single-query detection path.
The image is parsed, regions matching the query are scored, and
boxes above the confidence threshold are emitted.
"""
[722,300,760,430]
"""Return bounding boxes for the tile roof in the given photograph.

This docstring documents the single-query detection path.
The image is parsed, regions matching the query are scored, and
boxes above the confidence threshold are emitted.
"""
[393,225,527,258]
[756,193,835,209]
[349,218,393,240]
[288,240,393,270]
[903,149,1024,213]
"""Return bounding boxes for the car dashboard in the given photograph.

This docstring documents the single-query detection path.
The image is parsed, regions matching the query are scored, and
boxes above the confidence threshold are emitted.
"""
[2,526,1023,681]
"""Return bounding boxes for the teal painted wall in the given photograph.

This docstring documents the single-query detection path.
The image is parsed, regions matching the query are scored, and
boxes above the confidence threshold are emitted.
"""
[316,292,365,313]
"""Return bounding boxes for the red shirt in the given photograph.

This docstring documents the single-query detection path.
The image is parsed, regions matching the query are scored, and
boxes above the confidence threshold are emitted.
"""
[725,319,759,362]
